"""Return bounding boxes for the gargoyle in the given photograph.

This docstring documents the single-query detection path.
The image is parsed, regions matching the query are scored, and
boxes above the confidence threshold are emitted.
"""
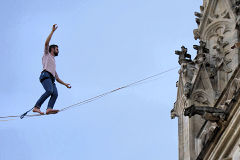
[184,105,226,122]
[194,12,202,18]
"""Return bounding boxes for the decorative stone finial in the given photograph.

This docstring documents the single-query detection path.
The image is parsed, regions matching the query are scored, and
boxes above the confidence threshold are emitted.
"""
[175,46,192,65]
[193,41,209,64]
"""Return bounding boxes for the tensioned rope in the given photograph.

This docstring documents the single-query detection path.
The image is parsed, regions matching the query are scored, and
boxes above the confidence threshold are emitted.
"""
[0,66,178,121]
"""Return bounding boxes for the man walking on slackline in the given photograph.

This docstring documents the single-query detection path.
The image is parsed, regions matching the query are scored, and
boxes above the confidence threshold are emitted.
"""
[33,24,71,115]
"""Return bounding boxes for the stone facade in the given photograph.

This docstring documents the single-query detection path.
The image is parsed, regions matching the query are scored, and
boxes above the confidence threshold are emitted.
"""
[172,0,240,159]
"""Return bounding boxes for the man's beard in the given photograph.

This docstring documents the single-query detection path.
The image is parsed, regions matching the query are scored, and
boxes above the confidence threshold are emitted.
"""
[54,52,59,56]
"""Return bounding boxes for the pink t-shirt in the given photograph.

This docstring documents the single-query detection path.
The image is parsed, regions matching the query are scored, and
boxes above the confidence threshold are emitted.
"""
[42,45,59,79]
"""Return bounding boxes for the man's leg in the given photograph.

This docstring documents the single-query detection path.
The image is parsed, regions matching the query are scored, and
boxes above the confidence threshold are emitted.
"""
[46,83,59,114]
[34,78,54,114]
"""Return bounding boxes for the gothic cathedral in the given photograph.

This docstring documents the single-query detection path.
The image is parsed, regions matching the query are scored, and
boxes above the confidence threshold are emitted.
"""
[172,0,240,159]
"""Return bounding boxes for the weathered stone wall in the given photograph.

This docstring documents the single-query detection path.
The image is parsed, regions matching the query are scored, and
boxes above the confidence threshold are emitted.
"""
[172,0,240,159]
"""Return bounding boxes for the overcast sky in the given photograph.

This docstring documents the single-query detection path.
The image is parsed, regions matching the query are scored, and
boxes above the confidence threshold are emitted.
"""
[0,0,202,160]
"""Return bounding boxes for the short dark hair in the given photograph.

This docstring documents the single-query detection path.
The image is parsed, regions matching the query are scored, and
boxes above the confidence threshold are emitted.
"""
[49,44,58,53]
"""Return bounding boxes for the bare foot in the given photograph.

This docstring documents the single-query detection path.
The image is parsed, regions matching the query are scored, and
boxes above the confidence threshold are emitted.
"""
[33,107,44,115]
[46,109,59,115]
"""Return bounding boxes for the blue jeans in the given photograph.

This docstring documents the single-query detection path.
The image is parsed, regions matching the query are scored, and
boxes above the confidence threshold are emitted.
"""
[35,71,58,109]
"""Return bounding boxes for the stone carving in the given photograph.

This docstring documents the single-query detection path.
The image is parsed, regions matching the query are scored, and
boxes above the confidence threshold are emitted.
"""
[211,9,230,20]
[192,90,211,106]
[194,41,209,55]
[195,12,203,18]
[233,0,240,30]
[171,98,189,119]
[196,18,201,26]
[212,36,232,73]
[175,46,192,65]
[184,105,226,122]
[226,78,240,104]
[200,5,204,12]
[178,62,195,98]
[233,0,240,15]
[171,109,178,119]
[178,63,193,79]
[193,41,209,65]
[204,8,230,28]
[193,93,209,106]
[195,12,203,26]
[184,82,193,98]
[173,1,240,159]
[206,63,217,79]
[171,103,178,119]
[176,81,179,87]
[193,29,200,40]
[175,46,195,98]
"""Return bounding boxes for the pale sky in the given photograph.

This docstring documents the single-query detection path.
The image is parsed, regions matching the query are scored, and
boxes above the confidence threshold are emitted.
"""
[0,0,202,160]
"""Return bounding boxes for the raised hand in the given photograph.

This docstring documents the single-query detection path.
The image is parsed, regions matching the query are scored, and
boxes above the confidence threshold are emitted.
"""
[45,24,58,46]
[52,24,58,32]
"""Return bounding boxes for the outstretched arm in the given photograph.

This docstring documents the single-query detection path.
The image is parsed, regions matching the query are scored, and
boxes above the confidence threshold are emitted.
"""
[55,72,71,88]
[56,78,71,88]
[45,24,58,47]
